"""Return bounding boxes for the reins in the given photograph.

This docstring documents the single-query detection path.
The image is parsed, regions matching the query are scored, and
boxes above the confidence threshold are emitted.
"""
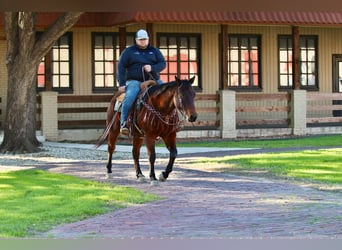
[142,67,156,82]
[142,101,179,126]
[140,68,180,126]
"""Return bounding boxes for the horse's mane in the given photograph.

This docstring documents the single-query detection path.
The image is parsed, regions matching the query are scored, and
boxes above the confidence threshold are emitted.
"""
[149,80,177,95]
[141,80,177,101]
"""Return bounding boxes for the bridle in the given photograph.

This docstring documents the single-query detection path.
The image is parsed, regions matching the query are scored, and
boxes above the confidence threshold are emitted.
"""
[140,82,189,127]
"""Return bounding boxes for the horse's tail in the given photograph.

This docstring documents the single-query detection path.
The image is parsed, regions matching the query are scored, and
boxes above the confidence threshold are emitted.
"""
[94,113,117,149]
[94,92,121,149]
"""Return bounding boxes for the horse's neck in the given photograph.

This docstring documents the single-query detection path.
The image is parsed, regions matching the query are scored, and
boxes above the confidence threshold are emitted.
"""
[149,84,177,113]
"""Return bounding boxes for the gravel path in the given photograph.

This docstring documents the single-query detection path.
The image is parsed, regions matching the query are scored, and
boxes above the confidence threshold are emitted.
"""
[1,144,342,239]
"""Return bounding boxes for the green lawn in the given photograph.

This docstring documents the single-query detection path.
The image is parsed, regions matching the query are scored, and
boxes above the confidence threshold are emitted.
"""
[175,134,342,149]
[194,148,342,186]
[173,134,342,187]
[0,169,159,238]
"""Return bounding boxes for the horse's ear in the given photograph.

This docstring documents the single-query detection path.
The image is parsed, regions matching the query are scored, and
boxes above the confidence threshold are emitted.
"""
[189,76,196,84]
[174,76,180,82]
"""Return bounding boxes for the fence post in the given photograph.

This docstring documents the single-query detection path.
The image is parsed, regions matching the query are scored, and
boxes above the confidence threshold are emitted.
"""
[290,89,307,135]
[220,90,237,139]
[40,91,58,141]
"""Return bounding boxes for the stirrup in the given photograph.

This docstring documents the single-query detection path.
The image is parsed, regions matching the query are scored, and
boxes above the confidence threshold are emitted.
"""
[120,123,129,136]
[120,127,129,136]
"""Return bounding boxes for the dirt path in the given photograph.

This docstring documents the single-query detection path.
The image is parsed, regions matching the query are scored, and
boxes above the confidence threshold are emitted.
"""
[40,154,342,239]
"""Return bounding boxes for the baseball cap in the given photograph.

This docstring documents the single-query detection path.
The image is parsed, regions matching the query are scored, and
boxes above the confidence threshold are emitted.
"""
[136,29,149,40]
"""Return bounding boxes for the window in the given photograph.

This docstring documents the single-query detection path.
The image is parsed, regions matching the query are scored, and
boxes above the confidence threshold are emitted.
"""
[37,32,73,93]
[227,35,261,90]
[92,32,134,92]
[278,35,318,89]
[157,33,201,88]
[37,56,45,89]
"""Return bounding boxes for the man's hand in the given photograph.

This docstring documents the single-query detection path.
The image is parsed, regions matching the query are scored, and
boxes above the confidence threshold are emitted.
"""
[143,65,152,72]
[118,86,126,93]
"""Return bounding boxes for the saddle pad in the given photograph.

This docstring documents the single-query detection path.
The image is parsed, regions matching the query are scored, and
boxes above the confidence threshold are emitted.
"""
[114,93,125,111]
[116,93,125,102]
[114,101,121,111]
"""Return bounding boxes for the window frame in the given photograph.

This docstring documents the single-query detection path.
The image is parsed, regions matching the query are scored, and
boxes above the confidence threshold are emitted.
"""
[156,33,202,91]
[278,35,319,91]
[91,32,135,93]
[226,34,262,91]
[37,32,73,94]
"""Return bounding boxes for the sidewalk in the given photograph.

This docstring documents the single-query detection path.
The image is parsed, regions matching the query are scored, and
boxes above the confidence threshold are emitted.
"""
[0,131,256,155]
[43,141,256,155]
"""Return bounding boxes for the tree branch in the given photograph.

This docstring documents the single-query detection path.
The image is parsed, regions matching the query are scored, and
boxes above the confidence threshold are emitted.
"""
[32,12,84,62]
[18,12,37,61]
[4,12,19,64]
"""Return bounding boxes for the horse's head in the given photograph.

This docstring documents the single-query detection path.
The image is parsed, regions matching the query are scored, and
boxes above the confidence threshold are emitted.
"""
[175,76,198,122]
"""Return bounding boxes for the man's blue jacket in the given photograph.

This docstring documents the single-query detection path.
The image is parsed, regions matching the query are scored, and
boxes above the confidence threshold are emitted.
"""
[118,44,166,86]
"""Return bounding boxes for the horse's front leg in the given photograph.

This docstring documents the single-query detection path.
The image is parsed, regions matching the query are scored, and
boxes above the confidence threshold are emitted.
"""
[145,136,158,185]
[132,137,145,182]
[159,132,177,182]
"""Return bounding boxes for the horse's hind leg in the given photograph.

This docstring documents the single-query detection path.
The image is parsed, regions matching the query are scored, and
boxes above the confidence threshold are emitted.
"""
[159,133,177,182]
[132,137,145,181]
[106,117,120,176]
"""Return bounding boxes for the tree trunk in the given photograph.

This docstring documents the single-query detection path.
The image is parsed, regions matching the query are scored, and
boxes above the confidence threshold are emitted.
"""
[0,12,83,154]
[1,59,40,153]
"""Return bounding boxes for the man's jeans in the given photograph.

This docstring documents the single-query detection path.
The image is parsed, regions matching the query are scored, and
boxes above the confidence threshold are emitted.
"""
[120,79,163,127]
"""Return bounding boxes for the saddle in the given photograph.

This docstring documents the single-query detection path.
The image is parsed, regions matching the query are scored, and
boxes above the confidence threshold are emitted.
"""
[114,80,156,112]
[114,80,157,136]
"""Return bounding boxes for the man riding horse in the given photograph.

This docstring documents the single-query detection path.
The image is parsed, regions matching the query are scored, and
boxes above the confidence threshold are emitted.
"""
[97,29,197,184]
[117,29,166,136]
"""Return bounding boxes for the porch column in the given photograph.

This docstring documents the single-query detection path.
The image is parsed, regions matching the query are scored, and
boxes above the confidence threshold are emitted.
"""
[119,26,126,54]
[220,25,228,89]
[290,89,307,135]
[292,26,301,90]
[40,91,58,141]
[146,23,154,46]
[220,90,237,139]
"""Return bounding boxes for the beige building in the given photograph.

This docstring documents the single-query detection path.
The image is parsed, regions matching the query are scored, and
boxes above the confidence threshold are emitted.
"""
[0,12,342,141]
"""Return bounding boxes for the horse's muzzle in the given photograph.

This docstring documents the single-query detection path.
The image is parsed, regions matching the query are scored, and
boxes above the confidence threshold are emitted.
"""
[188,114,197,122]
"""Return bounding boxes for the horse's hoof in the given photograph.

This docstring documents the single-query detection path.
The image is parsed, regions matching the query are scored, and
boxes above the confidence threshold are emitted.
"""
[137,176,146,183]
[159,173,166,182]
[150,180,159,186]
[106,173,113,179]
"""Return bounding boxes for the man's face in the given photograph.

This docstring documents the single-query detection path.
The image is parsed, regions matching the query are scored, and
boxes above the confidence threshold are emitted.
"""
[136,38,149,49]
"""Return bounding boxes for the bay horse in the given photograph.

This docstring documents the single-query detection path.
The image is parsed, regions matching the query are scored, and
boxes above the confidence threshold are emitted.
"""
[96,76,197,185]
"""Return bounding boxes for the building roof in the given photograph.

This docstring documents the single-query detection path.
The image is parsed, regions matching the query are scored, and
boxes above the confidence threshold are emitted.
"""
[1,12,342,27]
[109,11,342,26]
